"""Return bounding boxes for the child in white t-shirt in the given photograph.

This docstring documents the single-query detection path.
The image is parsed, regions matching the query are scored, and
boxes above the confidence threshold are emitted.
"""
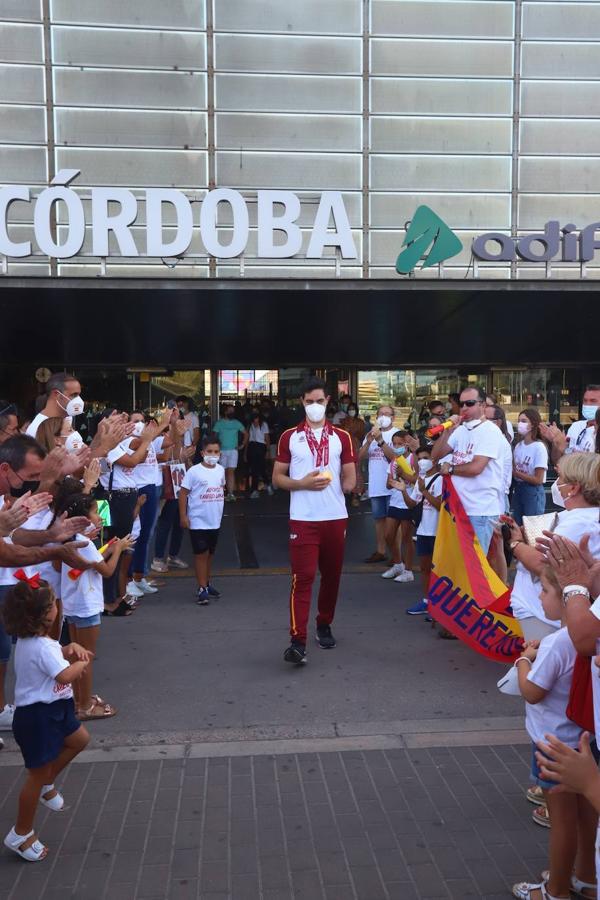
[381,432,416,584]
[401,446,443,616]
[513,566,597,900]
[55,492,135,721]
[179,435,225,606]
[2,576,92,862]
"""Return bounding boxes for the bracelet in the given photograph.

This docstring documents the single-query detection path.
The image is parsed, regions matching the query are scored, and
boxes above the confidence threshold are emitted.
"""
[515,656,532,667]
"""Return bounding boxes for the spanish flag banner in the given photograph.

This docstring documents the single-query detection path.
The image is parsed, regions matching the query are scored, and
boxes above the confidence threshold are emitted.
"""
[428,477,523,663]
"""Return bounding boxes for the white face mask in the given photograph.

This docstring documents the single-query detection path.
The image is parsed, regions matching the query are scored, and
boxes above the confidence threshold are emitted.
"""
[203,455,220,466]
[347,409,357,418]
[393,445,406,455]
[58,392,84,417]
[551,479,568,508]
[64,431,84,453]
[377,415,392,429]
[517,421,531,436]
[418,459,433,474]
[132,421,145,437]
[582,404,599,421]
[305,402,325,423]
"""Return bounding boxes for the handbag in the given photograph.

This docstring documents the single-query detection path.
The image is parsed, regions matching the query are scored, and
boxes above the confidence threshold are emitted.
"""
[521,511,559,546]
[566,654,595,734]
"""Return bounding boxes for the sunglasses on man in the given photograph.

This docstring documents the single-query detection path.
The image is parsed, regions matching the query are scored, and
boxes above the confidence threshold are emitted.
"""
[460,399,480,408]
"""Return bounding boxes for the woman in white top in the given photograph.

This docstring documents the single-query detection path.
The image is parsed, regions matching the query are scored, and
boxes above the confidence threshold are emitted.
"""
[512,408,549,525]
[245,412,271,499]
[507,452,600,642]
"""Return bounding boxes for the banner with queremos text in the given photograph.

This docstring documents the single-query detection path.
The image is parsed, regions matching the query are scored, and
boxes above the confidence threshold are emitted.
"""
[428,477,524,663]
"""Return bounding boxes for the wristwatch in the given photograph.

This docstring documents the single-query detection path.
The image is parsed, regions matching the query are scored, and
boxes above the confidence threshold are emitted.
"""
[562,584,591,605]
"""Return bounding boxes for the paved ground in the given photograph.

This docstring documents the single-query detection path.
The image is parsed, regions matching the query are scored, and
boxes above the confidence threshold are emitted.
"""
[0,498,543,898]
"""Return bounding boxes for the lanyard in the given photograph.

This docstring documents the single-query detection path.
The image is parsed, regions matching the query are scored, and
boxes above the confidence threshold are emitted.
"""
[304,422,331,468]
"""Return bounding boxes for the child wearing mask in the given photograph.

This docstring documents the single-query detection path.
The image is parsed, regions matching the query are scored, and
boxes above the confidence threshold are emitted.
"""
[382,432,416,583]
[402,446,443,616]
[2,577,91,861]
[179,434,225,606]
[512,408,549,525]
[513,566,597,900]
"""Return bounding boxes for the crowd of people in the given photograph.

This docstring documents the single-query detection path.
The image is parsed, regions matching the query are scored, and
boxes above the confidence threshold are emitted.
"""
[3,371,600,890]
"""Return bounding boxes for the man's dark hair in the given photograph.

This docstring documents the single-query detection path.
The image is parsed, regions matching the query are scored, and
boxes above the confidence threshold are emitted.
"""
[202,433,221,450]
[489,404,509,439]
[448,392,460,404]
[392,430,407,440]
[460,385,486,402]
[0,435,45,470]
[300,376,327,398]
[175,395,194,409]
[0,400,16,431]
[586,384,600,393]
[46,371,78,397]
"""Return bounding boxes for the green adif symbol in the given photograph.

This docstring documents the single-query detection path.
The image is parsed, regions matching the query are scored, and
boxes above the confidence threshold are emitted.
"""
[395,205,463,274]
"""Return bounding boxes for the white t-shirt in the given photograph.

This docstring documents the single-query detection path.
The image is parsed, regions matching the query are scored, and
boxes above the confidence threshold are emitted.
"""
[587,598,600,738]
[99,438,136,490]
[388,460,414,510]
[0,495,39,586]
[183,412,200,448]
[364,427,397,498]
[14,635,72,706]
[447,419,504,516]
[497,435,513,499]
[61,535,104,618]
[513,440,548,477]
[20,506,61,595]
[276,424,355,522]
[566,420,596,454]
[415,473,443,537]
[25,411,48,438]
[249,422,269,444]
[525,626,581,747]
[506,419,514,442]
[510,505,600,623]
[181,463,225,530]
[133,436,163,488]
[152,436,166,487]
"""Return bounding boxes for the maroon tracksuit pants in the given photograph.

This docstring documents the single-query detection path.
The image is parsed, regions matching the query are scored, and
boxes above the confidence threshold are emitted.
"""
[288,518,347,643]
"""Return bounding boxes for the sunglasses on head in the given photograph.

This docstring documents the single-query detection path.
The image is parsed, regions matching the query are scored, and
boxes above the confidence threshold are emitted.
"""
[460,400,479,408]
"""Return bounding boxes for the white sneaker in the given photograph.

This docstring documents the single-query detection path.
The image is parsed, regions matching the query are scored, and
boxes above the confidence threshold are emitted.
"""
[167,556,188,570]
[137,578,158,594]
[151,558,168,573]
[250,491,260,499]
[394,570,415,583]
[0,705,14,731]
[126,580,145,598]
[382,563,405,579]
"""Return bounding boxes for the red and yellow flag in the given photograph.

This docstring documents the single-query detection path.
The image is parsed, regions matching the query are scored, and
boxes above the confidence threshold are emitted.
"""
[428,477,523,663]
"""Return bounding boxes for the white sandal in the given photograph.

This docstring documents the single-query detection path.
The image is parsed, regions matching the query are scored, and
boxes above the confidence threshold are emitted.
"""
[541,871,597,898]
[39,784,64,812]
[512,881,569,900]
[4,827,47,861]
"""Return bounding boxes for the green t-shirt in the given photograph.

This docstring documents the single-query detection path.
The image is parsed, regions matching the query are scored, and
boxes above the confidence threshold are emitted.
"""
[213,417,245,451]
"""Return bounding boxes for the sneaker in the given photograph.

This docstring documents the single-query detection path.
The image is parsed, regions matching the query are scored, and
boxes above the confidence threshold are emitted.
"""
[406,599,428,615]
[196,587,210,606]
[382,563,405,579]
[316,625,336,649]
[126,580,144,598]
[284,640,307,665]
[360,493,369,502]
[167,556,189,570]
[267,485,274,496]
[250,490,260,499]
[394,570,415,583]
[150,558,168,573]
[207,583,221,599]
[136,578,158,594]
[0,705,14,731]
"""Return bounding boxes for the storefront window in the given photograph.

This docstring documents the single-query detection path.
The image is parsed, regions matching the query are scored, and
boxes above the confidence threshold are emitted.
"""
[151,370,211,413]
[358,370,462,429]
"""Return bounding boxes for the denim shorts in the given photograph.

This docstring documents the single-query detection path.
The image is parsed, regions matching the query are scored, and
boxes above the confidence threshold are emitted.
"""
[370,495,390,521]
[469,515,497,555]
[65,613,102,628]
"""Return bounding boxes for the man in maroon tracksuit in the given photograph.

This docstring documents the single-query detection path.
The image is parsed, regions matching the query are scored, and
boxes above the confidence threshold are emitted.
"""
[273,377,356,665]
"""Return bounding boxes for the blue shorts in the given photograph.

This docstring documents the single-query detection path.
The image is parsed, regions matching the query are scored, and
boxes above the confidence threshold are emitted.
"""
[0,585,14,663]
[65,613,102,628]
[13,698,80,770]
[370,495,390,520]
[416,535,436,557]
[387,507,414,523]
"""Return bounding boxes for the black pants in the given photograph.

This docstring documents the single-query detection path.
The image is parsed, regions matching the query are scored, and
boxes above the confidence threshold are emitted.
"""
[100,488,138,603]
[247,442,267,493]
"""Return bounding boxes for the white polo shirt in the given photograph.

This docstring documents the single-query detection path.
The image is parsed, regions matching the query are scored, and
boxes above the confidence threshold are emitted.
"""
[276,423,354,522]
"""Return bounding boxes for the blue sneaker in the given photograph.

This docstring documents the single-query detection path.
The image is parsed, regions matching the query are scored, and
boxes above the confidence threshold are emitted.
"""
[196,587,210,606]
[406,599,428,616]
[207,583,220,600]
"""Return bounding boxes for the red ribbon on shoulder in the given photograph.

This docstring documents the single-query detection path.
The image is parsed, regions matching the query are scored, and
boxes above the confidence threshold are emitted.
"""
[13,569,41,589]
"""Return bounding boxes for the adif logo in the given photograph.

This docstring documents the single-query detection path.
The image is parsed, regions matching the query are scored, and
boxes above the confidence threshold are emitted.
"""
[396,205,463,274]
